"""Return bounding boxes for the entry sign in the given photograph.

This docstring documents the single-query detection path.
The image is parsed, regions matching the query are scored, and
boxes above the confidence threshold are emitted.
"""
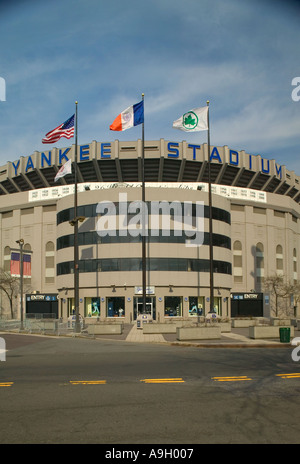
[231,293,262,300]
[26,294,58,301]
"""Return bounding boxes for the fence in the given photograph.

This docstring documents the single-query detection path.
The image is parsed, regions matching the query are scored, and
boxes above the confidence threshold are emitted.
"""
[0,316,92,337]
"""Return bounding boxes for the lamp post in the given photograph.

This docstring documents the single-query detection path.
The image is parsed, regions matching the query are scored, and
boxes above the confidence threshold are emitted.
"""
[69,216,85,333]
[10,239,25,330]
[16,239,24,330]
[10,240,33,330]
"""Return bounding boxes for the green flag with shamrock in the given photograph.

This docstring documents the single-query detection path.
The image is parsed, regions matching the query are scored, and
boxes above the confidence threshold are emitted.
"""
[173,106,208,132]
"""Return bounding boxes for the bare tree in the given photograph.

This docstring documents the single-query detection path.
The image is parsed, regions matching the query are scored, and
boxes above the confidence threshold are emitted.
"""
[286,280,300,317]
[264,274,290,317]
[0,268,20,319]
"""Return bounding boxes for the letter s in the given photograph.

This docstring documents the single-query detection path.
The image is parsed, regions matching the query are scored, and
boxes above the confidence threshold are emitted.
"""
[291,77,300,102]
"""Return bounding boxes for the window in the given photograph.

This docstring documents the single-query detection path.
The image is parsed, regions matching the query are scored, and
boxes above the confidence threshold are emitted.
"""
[85,297,100,318]
[231,204,244,212]
[293,248,297,284]
[68,298,75,317]
[276,245,283,276]
[21,207,34,215]
[213,297,222,316]
[233,240,243,283]
[45,241,55,284]
[2,211,13,219]
[107,297,125,317]
[164,296,182,317]
[57,258,232,276]
[274,210,285,218]
[189,296,204,316]
[253,207,266,215]
[256,242,264,284]
[4,246,10,272]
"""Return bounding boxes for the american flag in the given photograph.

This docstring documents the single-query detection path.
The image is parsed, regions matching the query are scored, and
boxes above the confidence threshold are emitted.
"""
[42,114,75,144]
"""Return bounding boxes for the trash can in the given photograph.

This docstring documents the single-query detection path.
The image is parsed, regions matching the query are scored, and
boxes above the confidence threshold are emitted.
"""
[279,327,290,343]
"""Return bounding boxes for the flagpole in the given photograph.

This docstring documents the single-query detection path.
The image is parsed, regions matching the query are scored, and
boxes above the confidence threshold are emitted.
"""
[141,93,147,314]
[207,100,214,313]
[74,101,81,333]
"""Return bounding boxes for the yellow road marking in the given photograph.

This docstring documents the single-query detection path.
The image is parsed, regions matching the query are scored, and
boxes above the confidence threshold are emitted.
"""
[276,373,300,379]
[212,376,252,382]
[0,382,13,387]
[141,378,185,383]
[70,380,106,385]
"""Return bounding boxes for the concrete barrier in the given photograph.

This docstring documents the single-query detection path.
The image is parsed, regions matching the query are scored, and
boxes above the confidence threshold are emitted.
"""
[271,318,291,326]
[249,325,294,339]
[232,318,265,328]
[144,322,231,334]
[86,324,123,335]
[176,326,221,341]
[143,323,177,334]
[26,320,58,331]
[218,322,231,332]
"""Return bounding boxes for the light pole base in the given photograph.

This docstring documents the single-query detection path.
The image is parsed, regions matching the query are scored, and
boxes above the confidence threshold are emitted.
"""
[74,322,82,334]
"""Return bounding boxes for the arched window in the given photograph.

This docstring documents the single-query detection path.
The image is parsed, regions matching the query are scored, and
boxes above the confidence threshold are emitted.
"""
[293,248,297,283]
[233,240,243,283]
[4,246,10,272]
[256,242,264,284]
[45,241,55,284]
[276,245,283,276]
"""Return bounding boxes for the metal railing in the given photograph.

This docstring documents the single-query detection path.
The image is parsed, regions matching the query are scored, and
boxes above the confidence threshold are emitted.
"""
[0,317,92,337]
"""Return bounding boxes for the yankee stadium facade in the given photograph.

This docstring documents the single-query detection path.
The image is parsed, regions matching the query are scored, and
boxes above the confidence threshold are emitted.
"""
[1,139,300,322]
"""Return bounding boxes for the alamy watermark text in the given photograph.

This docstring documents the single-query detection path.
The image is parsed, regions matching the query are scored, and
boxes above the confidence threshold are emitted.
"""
[96,193,204,246]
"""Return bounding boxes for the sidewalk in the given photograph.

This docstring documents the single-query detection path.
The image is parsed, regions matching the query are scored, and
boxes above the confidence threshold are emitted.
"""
[1,322,297,348]
[92,323,298,348]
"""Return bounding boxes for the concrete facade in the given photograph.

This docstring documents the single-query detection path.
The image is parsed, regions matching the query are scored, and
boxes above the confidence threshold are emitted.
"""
[0,139,299,322]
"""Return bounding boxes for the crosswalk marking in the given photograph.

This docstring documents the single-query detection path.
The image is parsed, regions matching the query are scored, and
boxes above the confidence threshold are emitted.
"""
[0,382,13,387]
[141,378,185,384]
[276,373,300,379]
[212,376,252,382]
[69,380,107,385]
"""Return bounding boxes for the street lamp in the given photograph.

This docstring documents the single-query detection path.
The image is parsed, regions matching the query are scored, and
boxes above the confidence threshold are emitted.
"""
[69,216,86,333]
[10,240,33,331]
[14,239,24,330]
[16,239,24,330]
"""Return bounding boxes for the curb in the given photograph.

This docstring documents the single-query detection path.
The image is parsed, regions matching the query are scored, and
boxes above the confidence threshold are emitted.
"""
[0,329,295,348]
[169,341,292,349]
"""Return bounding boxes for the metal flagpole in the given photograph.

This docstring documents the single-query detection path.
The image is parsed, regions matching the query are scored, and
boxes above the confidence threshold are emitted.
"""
[207,100,214,313]
[73,101,81,333]
[141,93,147,314]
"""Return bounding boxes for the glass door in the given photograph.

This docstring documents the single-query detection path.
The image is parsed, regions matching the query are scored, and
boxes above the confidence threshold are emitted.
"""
[137,301,152,316]
[134,297,156,320]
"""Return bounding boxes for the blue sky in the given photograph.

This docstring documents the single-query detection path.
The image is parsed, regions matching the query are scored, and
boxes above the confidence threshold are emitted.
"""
[1,0,300,173]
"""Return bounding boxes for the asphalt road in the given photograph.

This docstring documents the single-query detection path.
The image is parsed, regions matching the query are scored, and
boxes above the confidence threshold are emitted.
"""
[0,333,300,445]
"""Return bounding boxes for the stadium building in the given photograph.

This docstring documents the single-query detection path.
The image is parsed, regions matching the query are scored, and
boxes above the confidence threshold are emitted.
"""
[0,139,299,322]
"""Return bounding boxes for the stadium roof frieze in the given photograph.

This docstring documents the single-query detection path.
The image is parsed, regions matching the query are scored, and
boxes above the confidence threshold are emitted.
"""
[0,139,299,203]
